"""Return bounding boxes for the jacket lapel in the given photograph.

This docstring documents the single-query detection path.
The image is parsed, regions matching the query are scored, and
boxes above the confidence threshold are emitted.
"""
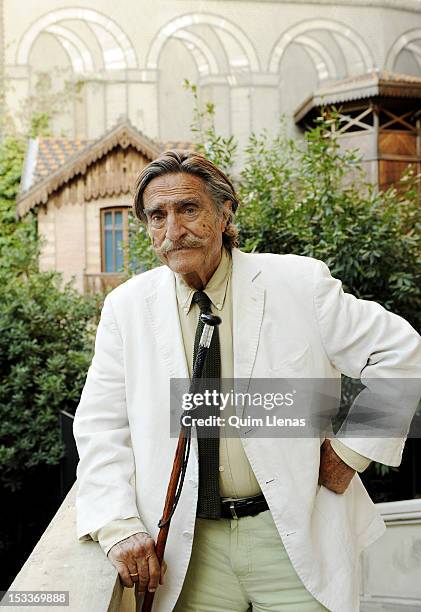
[145,251,265,382]
[144,267,189,381]
[232,249,265,384]
[144,267,198,460]
[144,250,265,453]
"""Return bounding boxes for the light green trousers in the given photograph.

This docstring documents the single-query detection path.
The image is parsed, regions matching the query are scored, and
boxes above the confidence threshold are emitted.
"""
[174,510,328,612]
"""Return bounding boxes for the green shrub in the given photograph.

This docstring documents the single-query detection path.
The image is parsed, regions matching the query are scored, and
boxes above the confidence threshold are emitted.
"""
[0,272,101,490]
[237,116,420,331]
[0,137,101,490]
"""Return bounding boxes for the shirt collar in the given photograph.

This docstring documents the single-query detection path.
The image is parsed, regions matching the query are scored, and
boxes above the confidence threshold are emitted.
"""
[175,247,232,314]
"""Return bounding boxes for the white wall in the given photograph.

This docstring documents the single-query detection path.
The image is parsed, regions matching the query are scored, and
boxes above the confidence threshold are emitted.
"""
[360,499,421,611]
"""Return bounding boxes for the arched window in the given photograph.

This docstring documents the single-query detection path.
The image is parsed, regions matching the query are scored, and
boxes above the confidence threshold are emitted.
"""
[100,207,129,273]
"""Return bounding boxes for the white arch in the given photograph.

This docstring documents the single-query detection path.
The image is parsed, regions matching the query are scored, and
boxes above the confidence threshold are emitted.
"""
[146,13,260,72]
[88,22,128,70]
[268,19,374,76]
[386,29,421,71]
[16,8,137,69]
[407,43,421,70]
[173,30,219,75]
[214,28,252,72]
[45,25,94,72]
[295,35,336,81]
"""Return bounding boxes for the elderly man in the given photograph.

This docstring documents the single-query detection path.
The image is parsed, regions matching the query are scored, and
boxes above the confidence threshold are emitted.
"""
[73,151,421,612]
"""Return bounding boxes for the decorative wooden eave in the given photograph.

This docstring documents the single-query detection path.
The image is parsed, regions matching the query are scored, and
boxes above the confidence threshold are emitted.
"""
[16,120,162,218]
[294,69,421,127]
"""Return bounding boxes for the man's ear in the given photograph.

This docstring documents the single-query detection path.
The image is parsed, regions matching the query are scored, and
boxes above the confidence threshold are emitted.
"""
[222,200,233,230]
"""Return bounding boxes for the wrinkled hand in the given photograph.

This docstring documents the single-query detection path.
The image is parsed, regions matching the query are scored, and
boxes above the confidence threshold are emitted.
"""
[319,439,356,494]
[107,532,167,595]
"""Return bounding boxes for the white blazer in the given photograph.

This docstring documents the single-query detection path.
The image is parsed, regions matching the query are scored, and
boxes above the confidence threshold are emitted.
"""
[73,249,421,612]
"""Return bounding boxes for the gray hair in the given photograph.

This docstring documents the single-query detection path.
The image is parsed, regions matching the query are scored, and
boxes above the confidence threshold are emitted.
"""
[133,150,240,249]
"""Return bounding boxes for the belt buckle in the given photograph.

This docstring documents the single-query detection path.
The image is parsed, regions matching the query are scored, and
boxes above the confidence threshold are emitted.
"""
[229,501,239,520]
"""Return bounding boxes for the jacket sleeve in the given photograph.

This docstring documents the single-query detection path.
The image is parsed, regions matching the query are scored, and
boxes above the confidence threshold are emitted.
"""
[90,517,149,556]
[313,259,421,467]
[329,439,371,472]
[73,294,143,540]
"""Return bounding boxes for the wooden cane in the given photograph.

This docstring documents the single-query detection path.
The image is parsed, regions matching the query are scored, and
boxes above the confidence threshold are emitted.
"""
[140,313,222,612]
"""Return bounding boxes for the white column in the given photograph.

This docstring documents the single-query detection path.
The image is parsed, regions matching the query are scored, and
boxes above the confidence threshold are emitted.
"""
[127,69,159,139]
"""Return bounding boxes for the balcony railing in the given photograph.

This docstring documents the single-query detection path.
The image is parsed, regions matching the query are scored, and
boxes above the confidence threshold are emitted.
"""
[4,487,421,611]
[83,273,127,295]
[360,498,421,611]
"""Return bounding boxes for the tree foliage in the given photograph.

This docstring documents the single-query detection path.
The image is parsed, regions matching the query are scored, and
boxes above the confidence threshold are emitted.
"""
[0,271,100,490]
[1,69,85,140]
[0,136,38,277]
[183,79,237,174]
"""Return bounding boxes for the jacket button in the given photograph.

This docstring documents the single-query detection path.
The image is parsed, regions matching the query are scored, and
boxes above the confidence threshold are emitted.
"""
[183,531,193,539]
[189,478,198,488]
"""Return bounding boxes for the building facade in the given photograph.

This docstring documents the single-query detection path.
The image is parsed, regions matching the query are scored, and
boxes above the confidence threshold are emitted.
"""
[6,1,421,291]
[16,121,196,292]
[3,0,421,149]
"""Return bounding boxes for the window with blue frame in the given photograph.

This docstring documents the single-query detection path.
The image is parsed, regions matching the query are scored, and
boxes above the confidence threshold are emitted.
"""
[101,207,129,272]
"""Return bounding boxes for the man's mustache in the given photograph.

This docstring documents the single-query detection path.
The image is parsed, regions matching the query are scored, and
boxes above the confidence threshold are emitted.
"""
[156,236,206,255]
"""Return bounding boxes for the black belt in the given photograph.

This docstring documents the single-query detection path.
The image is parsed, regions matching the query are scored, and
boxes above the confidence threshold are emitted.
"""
[220,494,268,519]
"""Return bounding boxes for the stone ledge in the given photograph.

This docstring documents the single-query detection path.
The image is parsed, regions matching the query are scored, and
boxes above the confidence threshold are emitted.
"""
[184,0,421,14]
[3,484,134,612]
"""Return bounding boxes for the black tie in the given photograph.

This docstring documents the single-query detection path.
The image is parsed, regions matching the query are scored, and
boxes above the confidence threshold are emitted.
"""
[192,291,221,519]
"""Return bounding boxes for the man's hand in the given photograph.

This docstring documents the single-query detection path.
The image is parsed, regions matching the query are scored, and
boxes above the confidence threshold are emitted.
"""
[107,532,167,595]
[318,439,356,494]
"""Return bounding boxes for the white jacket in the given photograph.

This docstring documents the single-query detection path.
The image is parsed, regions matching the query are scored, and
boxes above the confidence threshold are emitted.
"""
[73,249,421,612]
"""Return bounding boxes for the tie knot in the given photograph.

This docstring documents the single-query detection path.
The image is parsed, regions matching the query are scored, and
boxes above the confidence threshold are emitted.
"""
[192,290,212,313]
